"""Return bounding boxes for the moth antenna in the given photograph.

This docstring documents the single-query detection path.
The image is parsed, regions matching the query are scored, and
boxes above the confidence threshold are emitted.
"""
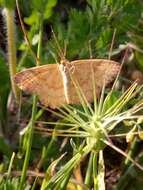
[49,41,61,61]
[49,50,58,64]
[63,40,67,58]
[51,28,65,60]
[16,0,39,65]
[108,28,117,60]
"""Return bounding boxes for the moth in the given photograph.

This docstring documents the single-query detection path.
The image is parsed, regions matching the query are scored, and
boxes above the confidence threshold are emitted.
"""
[15,59,120,108]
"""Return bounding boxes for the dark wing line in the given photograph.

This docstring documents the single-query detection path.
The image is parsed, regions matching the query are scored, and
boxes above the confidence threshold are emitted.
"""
[14,64,62,91]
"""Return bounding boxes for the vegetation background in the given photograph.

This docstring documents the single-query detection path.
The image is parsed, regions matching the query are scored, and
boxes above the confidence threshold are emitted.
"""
[1,0,143,189]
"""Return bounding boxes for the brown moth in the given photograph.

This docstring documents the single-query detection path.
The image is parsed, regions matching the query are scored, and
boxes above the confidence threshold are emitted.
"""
[15,59,120,108]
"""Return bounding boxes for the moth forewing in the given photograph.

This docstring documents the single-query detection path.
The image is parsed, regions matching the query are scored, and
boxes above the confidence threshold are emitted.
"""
[14,64,66,108]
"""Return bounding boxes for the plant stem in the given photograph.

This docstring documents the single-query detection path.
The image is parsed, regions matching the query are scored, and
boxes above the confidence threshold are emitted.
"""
[37,14,43,65]
[7,152,15,179]
[18,96,37,190]
[4,8,20,102]
[31,177,38,190]
[97,151,105,190]
[60,171,73,190]
[18,15,43,190]
[124,137,138,171]
[84,152,94,186]
[36,135,56,171]
[93,152,98,190]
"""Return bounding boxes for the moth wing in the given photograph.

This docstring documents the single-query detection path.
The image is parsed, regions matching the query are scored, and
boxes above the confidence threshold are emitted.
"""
[15,64,66,108]
[68,59,120,104]
[90,59,120,87]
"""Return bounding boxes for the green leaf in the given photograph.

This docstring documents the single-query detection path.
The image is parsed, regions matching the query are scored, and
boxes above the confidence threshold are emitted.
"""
[31,0,57,17]
[24,0,57,29]
[102,91,121,113]
[0,0,15,9]
[44,0,57,19]
[24,11,38,26]
[31,0,45,12]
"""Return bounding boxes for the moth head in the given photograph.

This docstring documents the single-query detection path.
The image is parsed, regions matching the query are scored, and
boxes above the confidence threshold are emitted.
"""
[60,58,70,66]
